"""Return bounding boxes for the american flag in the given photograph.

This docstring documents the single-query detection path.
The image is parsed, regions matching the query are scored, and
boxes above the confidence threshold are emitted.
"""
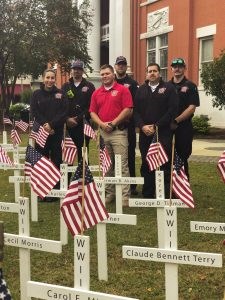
[0,146,13,165]
[15,120,29,132]
[172,151,194,208]
[3,117,12,125]
[146,134,168,171]
[0,268,12,299]
[61,159,109,236]
[62,137,77,165]
[29,121,49,148]
[84,119,96,140]
[217,150,225,183]
[10,129,21,146]
[99,136,111,176]
[25,145,61,199]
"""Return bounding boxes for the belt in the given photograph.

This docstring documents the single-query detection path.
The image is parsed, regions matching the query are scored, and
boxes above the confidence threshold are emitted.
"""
[111,124,127,131]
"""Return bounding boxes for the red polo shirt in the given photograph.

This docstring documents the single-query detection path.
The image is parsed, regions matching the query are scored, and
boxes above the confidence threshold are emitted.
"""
[89,82,133,122]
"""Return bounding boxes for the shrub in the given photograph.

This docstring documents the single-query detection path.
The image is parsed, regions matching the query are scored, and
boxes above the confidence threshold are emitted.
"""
[9,103,30,120]
[192,114,210,135]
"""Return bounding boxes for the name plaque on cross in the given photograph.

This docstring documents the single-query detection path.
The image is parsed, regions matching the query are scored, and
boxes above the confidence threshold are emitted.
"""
[103,213,136,225]
[98,177,144,185]
[0,202,19,213]
[122,246,222,267]
[4,233,62,253]
[191,221,225,234]
[9,176,30,183]
[0,163,24,170]
[129,198,188,208]
[27,281,139,300]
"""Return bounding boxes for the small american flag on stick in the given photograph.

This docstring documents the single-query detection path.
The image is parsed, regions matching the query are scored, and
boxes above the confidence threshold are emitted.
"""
[62,137,77,165]
[29,121,49,148]
[15,120,29,132]
[84,119,96,140]
[0,146,13,165]
[217,150,225,183]
[172,151,194,208]
[61,159,109,236]
[3,117,12,125]
[99,136,111,176]
[10,129,21,146]
[146,134,168,171]
[25,145,61,199]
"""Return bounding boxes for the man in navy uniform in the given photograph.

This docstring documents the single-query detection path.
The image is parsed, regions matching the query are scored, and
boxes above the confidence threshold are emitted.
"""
[169,58,200,179]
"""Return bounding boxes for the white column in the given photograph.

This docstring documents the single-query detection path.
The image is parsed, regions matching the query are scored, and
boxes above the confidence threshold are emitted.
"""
[109,0,131,68]
[87,0,101,80]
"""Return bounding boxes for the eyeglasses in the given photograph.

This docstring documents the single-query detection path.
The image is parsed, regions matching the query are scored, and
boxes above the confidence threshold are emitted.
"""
[171,58,185,65]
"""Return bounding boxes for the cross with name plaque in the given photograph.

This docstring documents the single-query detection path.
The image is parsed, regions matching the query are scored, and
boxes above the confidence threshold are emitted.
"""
[123,170,223,299]
[1,197,62,300]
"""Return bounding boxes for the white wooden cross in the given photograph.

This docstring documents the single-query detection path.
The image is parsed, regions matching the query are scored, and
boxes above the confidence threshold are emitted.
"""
[123,170,223,299]
[1,197,62,300]
[45,155,142,281]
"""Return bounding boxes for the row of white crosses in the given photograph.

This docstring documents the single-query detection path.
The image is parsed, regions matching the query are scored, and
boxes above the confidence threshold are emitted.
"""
[1,130,224,299]
[1,197,138,300]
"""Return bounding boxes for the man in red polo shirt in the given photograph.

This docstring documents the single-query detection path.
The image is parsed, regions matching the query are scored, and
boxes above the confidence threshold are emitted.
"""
[89,64,133,206]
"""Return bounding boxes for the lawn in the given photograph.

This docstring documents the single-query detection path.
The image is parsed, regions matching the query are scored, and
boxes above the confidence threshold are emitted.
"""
[0,136,225,300]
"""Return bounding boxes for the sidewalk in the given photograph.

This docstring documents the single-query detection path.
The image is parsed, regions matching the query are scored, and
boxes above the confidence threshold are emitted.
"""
[190,139,225,162]
[135,137,225,163]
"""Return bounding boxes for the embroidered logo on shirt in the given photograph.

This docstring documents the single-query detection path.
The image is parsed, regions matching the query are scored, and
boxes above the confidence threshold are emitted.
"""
[55,93,62,99]
[158,88,166,94]
[124,83,130,89]
[111,90,118,96]
[181,86,188,93]
[82,86,89,92]
[67,89,74,98]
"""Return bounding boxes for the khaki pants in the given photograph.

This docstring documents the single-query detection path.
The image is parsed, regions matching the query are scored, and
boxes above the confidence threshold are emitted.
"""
[100,128,130,200]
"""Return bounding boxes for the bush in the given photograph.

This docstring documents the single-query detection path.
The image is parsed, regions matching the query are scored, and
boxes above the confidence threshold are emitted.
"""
[192,114,210,134]
[9,103,30,121]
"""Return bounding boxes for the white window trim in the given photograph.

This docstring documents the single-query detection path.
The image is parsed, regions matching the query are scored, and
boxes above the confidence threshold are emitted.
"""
[196,24,216,38]
[196,25,216,88]
[198,36,214,88]
[147,35,168,81]
[140,0,161,7]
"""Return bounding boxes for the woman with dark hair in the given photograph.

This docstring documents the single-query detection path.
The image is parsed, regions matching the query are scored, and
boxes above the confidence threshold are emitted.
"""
[30,69,68,201]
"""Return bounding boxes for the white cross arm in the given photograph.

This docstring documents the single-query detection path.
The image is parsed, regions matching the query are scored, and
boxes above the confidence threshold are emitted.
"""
[4,233,62,253]
[0,202,19,213]
[0,163,24,170]
[95,177,144,185]
[9,176,30,183]
[102,213,137,225]
[129,198,189,208]
[191,221,225,234]
[27,281,139,300]
[123,246,222,268]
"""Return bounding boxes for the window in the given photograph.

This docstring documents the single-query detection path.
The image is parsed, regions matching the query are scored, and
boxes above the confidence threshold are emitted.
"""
[147,34,168,81]
[199,36,213,84]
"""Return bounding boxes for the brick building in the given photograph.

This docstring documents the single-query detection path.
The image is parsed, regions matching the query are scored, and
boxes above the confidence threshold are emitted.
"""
[132,0,225,127]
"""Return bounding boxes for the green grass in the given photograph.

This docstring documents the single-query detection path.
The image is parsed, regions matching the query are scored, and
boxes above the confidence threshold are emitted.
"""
[0,136,225,300]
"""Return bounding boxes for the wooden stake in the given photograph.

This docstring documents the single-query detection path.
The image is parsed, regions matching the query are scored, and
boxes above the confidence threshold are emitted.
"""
[169,134,175,206]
